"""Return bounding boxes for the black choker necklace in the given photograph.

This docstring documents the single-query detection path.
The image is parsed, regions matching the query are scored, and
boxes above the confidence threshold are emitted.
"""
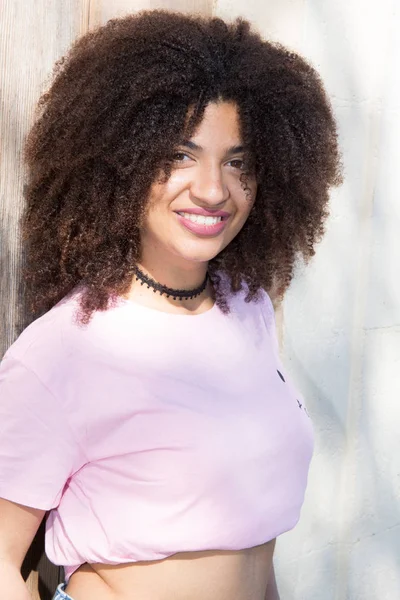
[133,266,208,301]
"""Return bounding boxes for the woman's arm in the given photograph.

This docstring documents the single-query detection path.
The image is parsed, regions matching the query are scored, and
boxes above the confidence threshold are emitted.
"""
[0,498,45,600]
[265,564,280,600]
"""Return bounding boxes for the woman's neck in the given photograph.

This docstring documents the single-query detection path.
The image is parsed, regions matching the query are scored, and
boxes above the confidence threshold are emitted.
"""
[135,249,209,292]
[123,256,213,315]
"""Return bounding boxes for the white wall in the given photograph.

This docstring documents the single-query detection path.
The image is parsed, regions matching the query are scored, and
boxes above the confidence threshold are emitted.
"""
[215,1,400,598]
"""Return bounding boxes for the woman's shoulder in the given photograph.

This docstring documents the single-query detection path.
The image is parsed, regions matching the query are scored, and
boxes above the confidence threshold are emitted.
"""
[2,288,82,374]
[215,270,275,314]
[215,272,279,353]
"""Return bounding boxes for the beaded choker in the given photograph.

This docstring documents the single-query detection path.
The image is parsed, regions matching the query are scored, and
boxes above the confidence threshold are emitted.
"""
[133,265,208,301]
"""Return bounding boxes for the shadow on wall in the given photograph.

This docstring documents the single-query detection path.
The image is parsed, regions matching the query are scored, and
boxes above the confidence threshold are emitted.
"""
[276,0,400,598]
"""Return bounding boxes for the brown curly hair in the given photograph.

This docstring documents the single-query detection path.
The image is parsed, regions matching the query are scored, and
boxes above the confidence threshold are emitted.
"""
[21,9,342,324]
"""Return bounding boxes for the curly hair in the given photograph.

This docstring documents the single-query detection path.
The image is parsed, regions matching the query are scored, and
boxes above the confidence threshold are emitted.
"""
[21,9,342,324]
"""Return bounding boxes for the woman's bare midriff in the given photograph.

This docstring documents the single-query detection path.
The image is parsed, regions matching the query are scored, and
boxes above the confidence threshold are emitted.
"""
[65,538,276,600]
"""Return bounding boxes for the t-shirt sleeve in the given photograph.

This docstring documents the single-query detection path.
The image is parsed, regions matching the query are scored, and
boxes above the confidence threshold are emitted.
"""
[0,351,85,510]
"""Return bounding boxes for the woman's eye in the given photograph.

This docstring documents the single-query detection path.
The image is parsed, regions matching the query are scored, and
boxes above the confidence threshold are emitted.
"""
[172,152,190,162]
[228,159,245,170]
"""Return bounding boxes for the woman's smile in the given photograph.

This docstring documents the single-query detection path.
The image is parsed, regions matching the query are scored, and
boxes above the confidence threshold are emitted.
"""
[175,208,230,237]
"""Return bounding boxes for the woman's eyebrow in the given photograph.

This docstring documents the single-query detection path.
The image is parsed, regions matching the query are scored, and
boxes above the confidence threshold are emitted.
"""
[180,140,245,155]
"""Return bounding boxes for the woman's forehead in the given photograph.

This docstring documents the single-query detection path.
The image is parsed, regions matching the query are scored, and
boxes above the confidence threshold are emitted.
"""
[182,101,244,149]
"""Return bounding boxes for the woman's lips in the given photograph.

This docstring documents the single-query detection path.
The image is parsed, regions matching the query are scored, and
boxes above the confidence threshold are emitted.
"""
[175,208,231,217]
[175,211,229,236]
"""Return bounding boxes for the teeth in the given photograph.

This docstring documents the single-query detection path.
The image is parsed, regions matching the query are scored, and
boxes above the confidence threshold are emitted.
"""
[178,212,223,225]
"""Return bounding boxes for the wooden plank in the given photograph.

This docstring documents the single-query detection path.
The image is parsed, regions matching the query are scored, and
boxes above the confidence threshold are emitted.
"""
[88,0,212,28]
[150,0,213,13]
[0,0,90,355]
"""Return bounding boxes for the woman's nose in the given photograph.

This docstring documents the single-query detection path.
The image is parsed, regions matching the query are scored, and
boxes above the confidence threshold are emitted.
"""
[189,164,230,206]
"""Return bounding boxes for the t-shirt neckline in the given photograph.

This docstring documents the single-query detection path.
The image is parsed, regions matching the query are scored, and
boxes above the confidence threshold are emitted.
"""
[116,295,219,319]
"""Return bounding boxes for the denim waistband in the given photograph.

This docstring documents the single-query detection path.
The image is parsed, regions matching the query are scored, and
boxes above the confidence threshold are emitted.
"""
[52,583,75,600]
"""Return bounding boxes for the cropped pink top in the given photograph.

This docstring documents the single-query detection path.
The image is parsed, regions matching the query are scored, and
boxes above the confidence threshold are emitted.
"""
[0,284,313,581]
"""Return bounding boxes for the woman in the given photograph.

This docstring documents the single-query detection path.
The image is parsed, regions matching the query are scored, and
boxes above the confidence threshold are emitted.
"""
[0,10,342,600]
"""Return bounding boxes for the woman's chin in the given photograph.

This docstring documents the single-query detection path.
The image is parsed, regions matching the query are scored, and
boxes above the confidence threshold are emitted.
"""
[171,244,225,266]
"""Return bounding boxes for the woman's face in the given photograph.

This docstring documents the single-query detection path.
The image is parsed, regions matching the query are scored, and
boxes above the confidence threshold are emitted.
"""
[140,101,257,269]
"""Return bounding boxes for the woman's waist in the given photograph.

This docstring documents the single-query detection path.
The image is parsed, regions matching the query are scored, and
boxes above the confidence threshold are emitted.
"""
[65,540,276,600]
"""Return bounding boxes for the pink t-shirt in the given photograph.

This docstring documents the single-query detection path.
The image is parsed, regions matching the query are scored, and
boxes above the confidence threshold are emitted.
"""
[0,284,313,581]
